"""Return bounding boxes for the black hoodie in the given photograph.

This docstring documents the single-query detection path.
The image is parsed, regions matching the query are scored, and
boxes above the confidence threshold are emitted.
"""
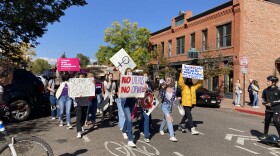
[262,86,280,111]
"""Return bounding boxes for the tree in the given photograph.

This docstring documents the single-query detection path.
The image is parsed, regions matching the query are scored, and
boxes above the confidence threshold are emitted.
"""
[31,58,50,74]
[96,19,151,67]
[0,0,87,62]
[76,53,90,68]
[61,52,67,58]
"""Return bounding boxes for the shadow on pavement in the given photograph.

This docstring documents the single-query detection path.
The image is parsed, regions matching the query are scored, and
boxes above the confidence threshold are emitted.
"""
[59,149,88,156]
[250,129,263,138]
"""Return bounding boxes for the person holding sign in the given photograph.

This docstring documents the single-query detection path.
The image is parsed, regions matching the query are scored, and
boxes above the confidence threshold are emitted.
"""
[159,77,178,142]
[56,74,73,129]
[178,72,203,135]
[120,68,137,147]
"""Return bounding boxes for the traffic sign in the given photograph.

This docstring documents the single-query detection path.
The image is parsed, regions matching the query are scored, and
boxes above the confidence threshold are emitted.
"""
[240,56,248,66]
[241,68,247,74]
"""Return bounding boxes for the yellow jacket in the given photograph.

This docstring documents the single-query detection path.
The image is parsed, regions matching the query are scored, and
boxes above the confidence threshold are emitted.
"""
[178,73,203,107]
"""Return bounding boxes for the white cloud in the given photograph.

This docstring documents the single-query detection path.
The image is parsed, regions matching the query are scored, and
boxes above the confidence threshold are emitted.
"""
[90,58,97,63]
[36,57,57,65]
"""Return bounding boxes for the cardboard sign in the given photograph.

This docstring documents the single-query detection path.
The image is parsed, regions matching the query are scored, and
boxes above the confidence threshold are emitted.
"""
[182,64,204,80]
[119,75,145,98]
[139,93,159,116]
[57,58,80,71]
[110,48,136,75]
[68,78,95,97]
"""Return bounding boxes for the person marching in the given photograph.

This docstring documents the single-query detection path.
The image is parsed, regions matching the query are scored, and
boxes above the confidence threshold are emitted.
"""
[47,76,60,120]
[178,72,203,135]
[260,76,280,140]
[159,76,178,142]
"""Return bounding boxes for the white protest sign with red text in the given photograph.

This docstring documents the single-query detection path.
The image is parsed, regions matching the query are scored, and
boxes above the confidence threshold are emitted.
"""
[119,75,145,98]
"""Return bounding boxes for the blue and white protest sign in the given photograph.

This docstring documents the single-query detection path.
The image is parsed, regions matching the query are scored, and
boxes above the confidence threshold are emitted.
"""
[182,64,204,80]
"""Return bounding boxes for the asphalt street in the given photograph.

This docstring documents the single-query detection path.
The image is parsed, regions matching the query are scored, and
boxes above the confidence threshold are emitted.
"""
[3,105,279,156]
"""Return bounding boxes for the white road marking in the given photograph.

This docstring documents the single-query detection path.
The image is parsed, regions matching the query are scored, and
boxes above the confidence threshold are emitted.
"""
[236,137,249,145]
[229,128,245,133]
[253,143,268,149]
[225,134,258,141]
[173,152,184,156]
[82,135,90,142]
[270,152,279,156]
[235,146,259,154]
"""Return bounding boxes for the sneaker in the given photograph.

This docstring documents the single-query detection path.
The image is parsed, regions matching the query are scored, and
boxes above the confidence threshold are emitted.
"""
[59,121,63,127]
[144,138,150,143]
[51,117,56,120]
[67,123,73,129]
[127,141,136,148]
[235,105,241,107]
[160,130,164,135]
[77,132,82,138]
[179,124,186,133]
[191,128,199,135]
[170,136,177,142]
[255,106,260,108]
[123,133,128,139]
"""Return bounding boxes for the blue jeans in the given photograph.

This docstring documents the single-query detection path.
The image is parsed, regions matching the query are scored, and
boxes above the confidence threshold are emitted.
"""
[235,92,240,105]
[85,98,97,122]
[97,93,103,111]
[253,92,259,107]
[122,98,135,141]
[49,95,60,118]
[160,102,175,137]
[143,111,150,138]
[116,98,125,130]
[58,95,72,123]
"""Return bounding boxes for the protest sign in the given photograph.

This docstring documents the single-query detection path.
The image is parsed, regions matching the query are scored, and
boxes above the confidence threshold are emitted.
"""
[139,93,159,116]
[68,78,95,98]
[110,48,136,75]
[182,64,204,80]
[57,58,80,71]
[119,75,145,98]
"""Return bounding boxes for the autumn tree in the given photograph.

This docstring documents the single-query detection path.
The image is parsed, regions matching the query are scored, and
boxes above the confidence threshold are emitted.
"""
[96,19,151,68]
[31,58,51,74]
[0,0,87,63]
[76,53,90,68]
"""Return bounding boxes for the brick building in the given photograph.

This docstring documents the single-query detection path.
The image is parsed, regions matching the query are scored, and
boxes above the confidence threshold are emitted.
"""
[149,0,280,100]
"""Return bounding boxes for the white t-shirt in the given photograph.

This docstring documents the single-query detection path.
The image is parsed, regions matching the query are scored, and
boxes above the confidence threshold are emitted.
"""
[0,85,3,94]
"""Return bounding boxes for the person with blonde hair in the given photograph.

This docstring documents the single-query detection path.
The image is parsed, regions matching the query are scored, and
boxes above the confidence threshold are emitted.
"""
[235,80,242,106]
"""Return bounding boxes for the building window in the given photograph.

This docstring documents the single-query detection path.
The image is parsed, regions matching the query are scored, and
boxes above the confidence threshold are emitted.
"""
[216,23,232,48]
[168,40,172,57]
[161,42,164,56]
[190,33,195,49]
[152,44,157,51]
[176,36,185,55]
[175,16,184,26]
[202,30,208,50]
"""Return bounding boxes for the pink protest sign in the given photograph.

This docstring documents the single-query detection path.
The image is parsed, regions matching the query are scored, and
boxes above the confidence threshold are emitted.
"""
[57,58,80,71]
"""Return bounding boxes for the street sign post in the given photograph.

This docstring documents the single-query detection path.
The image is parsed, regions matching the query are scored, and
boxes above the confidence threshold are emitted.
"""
[240,56,248,107]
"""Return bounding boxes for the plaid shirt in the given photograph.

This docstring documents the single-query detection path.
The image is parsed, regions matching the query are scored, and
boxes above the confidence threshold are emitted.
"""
[159,88,176,104]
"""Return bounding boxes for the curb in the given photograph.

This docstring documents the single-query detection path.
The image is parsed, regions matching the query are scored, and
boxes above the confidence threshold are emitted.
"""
[235,108,265,116]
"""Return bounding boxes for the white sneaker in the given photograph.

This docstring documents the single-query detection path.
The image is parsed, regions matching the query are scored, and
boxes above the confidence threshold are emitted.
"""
[59,121,63,127]
[160,130,164,135]
[67,123,73,129]
[123,133,128,139]
[255,106,260,108]
[51,117,56,120]
[235,105,241,107]
[191,128,199,135]
[127,141,136,148]
[144,138,150,143]
[77,132,82,138]
[170,136,177,142]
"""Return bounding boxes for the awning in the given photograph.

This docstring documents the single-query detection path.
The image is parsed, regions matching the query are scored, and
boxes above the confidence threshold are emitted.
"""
[276,57,280,64]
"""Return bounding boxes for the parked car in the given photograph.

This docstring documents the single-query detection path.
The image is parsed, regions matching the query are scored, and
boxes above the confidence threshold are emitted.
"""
[2,69,50,121]
[196,87,221,108]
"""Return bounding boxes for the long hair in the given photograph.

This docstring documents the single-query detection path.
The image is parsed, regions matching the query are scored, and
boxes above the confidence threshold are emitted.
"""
[124,68,133,75]
[253,80,259,88]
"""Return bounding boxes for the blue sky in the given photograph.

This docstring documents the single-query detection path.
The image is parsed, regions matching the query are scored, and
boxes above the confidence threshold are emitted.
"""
[35,0,229,64]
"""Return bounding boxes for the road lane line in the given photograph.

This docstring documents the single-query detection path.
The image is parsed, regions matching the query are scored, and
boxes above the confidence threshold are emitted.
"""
[270,152,279,156]
[173,152,184,156]
[82,135,90,142]
[229,128,245,133]
[235,146,259,154]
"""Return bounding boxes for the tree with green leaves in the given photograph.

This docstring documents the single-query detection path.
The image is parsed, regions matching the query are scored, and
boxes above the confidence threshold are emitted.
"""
[0,0,87,63]
[31,58,51,74]
[96,19,151,68]
[76,53,90,68]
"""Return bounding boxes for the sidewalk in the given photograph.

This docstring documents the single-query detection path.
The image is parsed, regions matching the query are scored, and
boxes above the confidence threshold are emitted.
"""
[220,98,265,116]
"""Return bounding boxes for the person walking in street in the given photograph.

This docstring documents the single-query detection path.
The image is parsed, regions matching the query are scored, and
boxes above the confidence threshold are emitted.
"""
[260,76,280,140]
[178,72,203,135]
[56,74,73,129]
[159,76,178,142]
[252,80,260,108]
[47,76,60,120]
[234,80,242,106]
[248,78,254,105]
[120,68,137,147]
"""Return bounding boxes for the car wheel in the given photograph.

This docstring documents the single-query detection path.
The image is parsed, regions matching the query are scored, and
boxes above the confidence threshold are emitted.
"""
[9,100,31,122]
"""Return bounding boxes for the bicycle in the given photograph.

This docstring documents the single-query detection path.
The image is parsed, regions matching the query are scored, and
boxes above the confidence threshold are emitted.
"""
[0,121,54,156]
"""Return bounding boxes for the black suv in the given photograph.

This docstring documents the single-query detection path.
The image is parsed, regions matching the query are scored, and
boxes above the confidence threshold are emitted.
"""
[2,69,50,121]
